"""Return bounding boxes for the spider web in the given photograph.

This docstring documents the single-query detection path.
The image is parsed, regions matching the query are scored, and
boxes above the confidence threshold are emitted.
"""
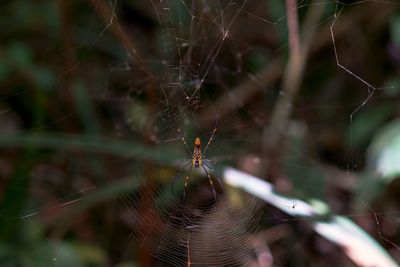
[120,176,263,267]
[1,0,400,266]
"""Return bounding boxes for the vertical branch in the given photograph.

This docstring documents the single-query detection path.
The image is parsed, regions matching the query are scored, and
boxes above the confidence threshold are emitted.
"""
[286,0,301,67]
[264,0,324,154]
[264,0,301,152]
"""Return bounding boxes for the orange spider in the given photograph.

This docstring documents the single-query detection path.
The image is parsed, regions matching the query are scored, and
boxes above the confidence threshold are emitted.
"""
[172,122,223,201]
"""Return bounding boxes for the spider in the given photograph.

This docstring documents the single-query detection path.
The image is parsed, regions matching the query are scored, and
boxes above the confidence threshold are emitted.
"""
[172,122,223,201]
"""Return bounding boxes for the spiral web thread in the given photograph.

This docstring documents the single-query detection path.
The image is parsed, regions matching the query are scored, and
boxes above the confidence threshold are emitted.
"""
[120,178,263,267]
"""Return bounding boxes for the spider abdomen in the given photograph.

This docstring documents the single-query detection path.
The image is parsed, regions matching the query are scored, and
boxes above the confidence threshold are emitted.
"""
[192,145,202,168]
[193,159,202,168]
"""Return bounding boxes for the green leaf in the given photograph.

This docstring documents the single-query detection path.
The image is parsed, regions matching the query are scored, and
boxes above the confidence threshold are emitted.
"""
[347,104,393,149]
[367,119,400,182]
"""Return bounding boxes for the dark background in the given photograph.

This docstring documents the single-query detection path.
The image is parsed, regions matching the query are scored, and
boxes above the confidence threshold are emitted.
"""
[0,0,400,266]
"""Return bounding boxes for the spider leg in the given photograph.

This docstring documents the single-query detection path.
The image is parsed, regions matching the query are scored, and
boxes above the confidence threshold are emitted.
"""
[183,165,193,201]
[176,158,189,168]
[202,120,218,157]
[171,161,192,193]
[201,165,217,202]
[203,159,217,165]
[203,162,224,191]
[177,128,194,157]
